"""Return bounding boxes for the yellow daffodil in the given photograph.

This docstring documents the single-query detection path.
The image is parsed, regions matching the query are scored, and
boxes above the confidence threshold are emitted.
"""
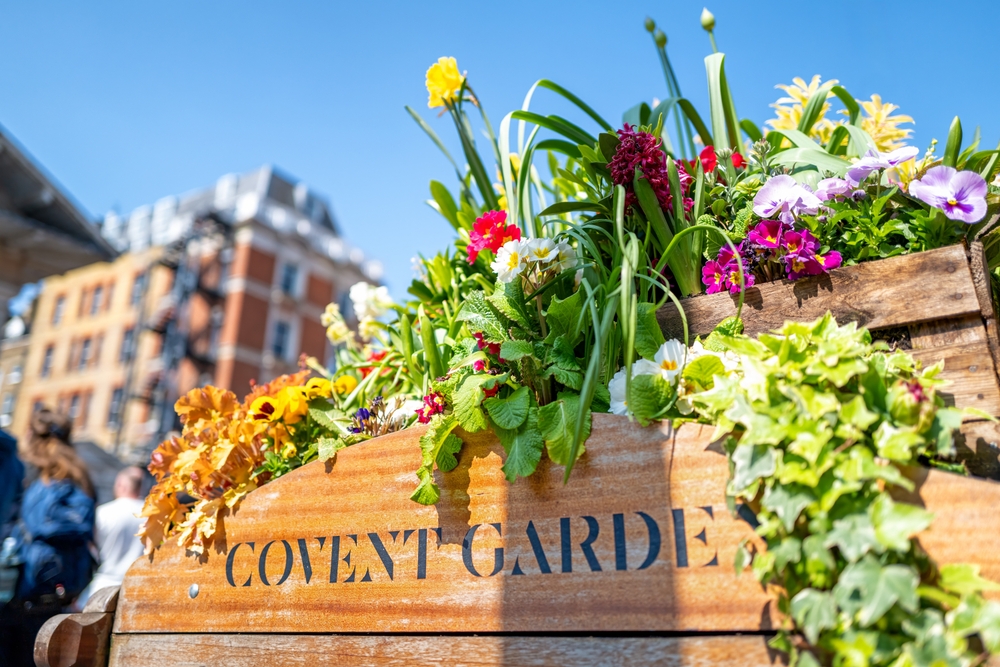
[767,75,840,144]
[305,377,333,399]
[854,94,913,152]
[333,375,359,395]
[426,57,465,109]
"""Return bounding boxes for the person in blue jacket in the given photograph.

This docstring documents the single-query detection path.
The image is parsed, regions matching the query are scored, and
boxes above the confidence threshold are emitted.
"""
[0,428,24,542]
[0,408,95,667]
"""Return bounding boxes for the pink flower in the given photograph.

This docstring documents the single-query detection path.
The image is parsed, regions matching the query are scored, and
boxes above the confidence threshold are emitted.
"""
[468,210,521,263]
[782,229,819,257]
[747,219,784,249]
[702,260,727,294]
[609,124,691,214]
[725,265,755,294]
[815,177,852,202]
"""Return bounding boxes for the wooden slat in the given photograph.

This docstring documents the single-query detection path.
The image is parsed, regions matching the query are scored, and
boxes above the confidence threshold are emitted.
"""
[115,417,774,634]
[114,415,1000,637]
[657,244,978,340]
[909,340,1000,419]
[970,239,1000,378]
[108,632,785,667]
[34,612,113,667]
[955,420,1000,479]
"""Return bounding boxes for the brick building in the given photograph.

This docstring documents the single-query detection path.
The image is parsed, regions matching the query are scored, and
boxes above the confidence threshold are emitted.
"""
[10,166,377,459]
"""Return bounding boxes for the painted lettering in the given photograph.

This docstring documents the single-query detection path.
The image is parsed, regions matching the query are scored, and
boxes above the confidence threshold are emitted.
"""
[258,540,293,586]
[462,523,504,577]
[225,541,255,587]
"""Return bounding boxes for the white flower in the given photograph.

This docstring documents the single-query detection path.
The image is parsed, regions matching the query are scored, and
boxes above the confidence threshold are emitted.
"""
[653,339,686,383]
[321,302,343,328]
[349,282,395,321]
[525,238,558,264]
[326,321,354,346]
[607,359,659,416]
[396,399,426,419]
[555,241,577,272]
[358,317,382,340]
[491,239,528,283]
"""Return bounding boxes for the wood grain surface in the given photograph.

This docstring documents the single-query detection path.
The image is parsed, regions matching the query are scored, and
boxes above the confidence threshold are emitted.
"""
[34,611,113,667]
[656,244,978,340]
[115,415,1000,637]
[108,632,786,667]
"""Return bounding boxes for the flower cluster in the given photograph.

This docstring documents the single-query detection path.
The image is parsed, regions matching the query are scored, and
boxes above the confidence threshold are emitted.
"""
[609,123,691,213]
[416,392,446,424]
[467,210,521,264]
[322,302,354,348]
[350,394,409,436]
[608,339,686,416]
[490,237,576,284]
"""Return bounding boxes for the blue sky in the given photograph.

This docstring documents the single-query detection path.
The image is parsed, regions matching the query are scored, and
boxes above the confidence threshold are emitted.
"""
[1,0,997,302]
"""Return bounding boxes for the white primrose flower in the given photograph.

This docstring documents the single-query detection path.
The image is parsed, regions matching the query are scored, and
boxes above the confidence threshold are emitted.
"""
[349,282,395,321]
[491,239,528,283]
[525,238,558,265]
[358,317,382,341]
[607,359,660,416]
[555,241,577,273]
[653,339,686,383]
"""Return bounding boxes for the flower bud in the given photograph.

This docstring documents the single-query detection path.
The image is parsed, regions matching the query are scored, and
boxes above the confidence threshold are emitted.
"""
[644,17,656,32]
[654,29,667,48]
[700,7,715,31]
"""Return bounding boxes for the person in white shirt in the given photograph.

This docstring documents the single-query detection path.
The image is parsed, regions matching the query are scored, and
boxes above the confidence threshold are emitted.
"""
[75,466,146,607]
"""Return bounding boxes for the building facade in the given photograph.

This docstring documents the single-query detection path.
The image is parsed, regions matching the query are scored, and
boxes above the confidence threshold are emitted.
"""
[10,166,376,460]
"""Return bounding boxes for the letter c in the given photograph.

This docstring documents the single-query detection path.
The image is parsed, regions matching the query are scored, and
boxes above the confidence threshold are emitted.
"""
[226,541,256,587]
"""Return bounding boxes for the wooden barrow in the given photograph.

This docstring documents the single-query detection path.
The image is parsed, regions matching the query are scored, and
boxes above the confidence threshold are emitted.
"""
[34,415,1000,666]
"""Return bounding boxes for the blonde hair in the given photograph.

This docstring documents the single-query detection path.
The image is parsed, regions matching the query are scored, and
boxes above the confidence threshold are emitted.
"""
[20,407,94,498]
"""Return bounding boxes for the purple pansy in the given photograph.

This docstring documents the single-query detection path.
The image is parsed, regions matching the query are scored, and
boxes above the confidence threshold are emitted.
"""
[747,219,784,249]
[815,177,852,202]
[908,165,988,224]
[846,146,919,186]
[753,175,822,225]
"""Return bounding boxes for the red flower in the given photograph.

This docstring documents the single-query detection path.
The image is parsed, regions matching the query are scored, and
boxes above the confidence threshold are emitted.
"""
[692,145,745,174]
[609,124,691,214]
[467,210,521,264]
[482,383,499,399]
[361,349,388,378]
[473,332,501,356]
[732,152,745,169]
[417,392,446,424]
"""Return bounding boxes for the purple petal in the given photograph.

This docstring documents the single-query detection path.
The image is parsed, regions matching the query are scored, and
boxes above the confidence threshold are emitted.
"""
[952,169,988,202]
[918,165,958,190]
[885,146,919,166]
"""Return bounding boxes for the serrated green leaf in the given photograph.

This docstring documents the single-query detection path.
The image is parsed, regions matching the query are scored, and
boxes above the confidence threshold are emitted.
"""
[484,386,531,430]
[317,436,347,463]
[790,588,837,645]
[682,355,725,391]
[544,364,583,390]
[544,291,584,346]
[499,340,536,361]
[308,398,338,432]
[456,291,508,343]
[634,302,666,360]
[410,414,461,505]
[627,373,674,425]
[538,392,590,466]
[410,467,440,505]
[436,434,463,473]
[488,280,537,335]
[496,407,544,482]
[870,495,933,552]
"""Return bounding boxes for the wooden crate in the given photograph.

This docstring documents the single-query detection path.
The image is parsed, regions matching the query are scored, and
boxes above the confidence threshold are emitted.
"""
[658,242,1000,478]
[35,415,1000,666]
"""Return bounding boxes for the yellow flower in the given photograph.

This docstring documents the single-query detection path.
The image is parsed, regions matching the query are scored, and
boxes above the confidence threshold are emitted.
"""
[249,394,285,422]
[426,57,465,109]
[305,377,333,399]
[281,441,298,459]
[333,375,359,395]
[767,75,840,144]
[278,386,309,424]
[853,94,913,153]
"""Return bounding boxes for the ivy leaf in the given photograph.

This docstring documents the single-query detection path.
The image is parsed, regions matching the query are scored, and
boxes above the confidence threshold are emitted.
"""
[634,302,666,360]
[436,434,463,473]
[825,512,880,562]
[870,495,933,553]
[734,540,752,576]
[976,600,1000,654]
[834,556,919,626]
[484,386,532,430]
[496,408,544,482]
[456,291,508,343]
[543,291,584,346]
[499,340,536,362]
[938,563,1000,597]
[317,436,347,463]
[928,407,963,458]
[730,444,776,493]
[627,373,675,426]
[769,537,802,571]
[488,280,537,335]
[790,588,837,645]
[538,392,591,467]
[762,484,815,532]
[682,355,725,391]
[873,422,923,462]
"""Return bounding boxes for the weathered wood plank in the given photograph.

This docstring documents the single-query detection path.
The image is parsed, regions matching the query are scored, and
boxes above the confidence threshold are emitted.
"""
[970,239,1000,377]
[115,417,774,634]
[955,420,1000,479]
[108,632,786,667]
[82,585,120,614]
[909,340,1000,419]
[114,415,1000,637]
[657,244,978,340]
[34,612,113,667]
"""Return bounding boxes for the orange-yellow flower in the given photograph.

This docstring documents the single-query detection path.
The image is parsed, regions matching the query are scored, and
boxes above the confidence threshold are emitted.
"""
[333,375,359,395]
[426,57,465,109]
[249,394,285,422]
[305,377,333,399]
[279,386,309,424]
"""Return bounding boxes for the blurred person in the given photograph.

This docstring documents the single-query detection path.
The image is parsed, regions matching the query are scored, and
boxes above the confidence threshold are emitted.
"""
[0,428,24,542]
[75,466,146,607]
[0,408,95,667]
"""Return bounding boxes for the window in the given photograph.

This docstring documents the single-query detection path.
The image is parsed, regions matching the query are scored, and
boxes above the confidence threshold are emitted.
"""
[68,394,80,420]
[41,345,54,378]
[0,393,13,428]
[78,338,92,371]
[79,391,91,428]
[130,272,147,307]
[93,334,103,366]
[272,321,290,360]
[105,282,115,311]
[52,296,66,326]
[108,387,124,427]
[280,263,298,297]
[78,289,88,317]
[120,327,136,363]
[90,286,103,315]
[8,365,21,385]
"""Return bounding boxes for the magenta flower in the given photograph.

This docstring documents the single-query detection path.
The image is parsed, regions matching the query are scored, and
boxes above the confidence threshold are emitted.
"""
[908,166,988,224]
[784,254,821,280]
[609,124,691,214]
[782,229,819,257]
[724,265,755,294]
[814,251,842,271]
[747,219,783,249]
[846,146,919,186]
[753,175,822,225]
[702,260,727,294]
[815,177,852,202]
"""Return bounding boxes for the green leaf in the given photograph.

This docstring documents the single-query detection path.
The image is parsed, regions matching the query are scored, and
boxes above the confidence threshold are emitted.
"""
[544,364,583,390]
[943,116,962,168]
[457,291,508,343]
[317,436,347,463]
[797,79,836,136]
[410,414,461,505]
[730,444,776,493]
[790,588,837,644]
[634,302,667,360]
[938,563,1000,596]
[538,200,607,217]
[538,392,591,467]
[496,407,544,482]
[484,386,532,430]
[704,53,740,149]
[870,495,933,552]
[509,110,595,147]
[627,373,674,426]
[834,555,919,626]
[771,147,851,176]
[429,180,460,230]
[499,340,536,361]
[682,355,725,391]
[436,434,463,473]
[453,373,504,433]
[762,484,814,532]
[410,468,440,505]
[544,291,584,346]
[825,512,880,562]
[488,280,537,335]
[929,407,962,457]
[307,398,338,432]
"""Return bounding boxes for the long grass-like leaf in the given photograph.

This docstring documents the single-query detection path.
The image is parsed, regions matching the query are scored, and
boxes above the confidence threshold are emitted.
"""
[944,116,963,168]
[535,139,582,159]
[511,110,596,147]
[831,85,860,125]
[704,53,740,149]
[678,99,713,147]
[797,80,836,137]
[771,147,850,176]
[741,119,763,143]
